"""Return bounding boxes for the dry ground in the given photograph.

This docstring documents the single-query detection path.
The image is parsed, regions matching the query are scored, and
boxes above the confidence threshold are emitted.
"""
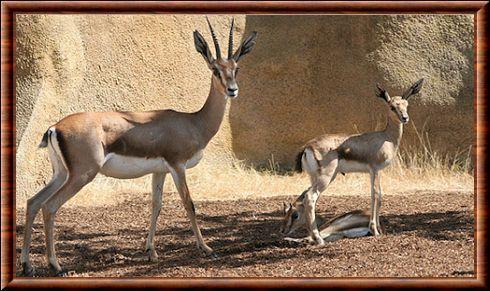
[16,190,474,278]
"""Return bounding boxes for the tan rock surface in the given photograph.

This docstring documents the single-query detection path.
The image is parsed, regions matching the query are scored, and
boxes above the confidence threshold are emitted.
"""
[16,15,473,203]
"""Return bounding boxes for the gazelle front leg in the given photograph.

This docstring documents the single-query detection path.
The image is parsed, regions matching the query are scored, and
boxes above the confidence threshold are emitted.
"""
[374,170,383,235]
[169,164,213,255]
[369,168,382,236]
[145,172,166,262]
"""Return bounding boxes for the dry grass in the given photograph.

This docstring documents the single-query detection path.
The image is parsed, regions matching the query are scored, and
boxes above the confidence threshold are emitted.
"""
[16,158,473,209]
[16,121,474,209]
[54,152,472,209]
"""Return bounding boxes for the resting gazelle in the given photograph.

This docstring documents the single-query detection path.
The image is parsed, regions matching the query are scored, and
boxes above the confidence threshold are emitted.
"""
[280,79,424,244]
[21,17,257,276]
[282,204,372,244]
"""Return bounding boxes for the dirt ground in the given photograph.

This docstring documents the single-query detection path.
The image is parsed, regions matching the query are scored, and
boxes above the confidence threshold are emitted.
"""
[15,190,474,278]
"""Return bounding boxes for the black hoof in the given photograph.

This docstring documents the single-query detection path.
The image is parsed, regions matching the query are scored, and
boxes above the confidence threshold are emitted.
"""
[49,264,67,277]
[21,263,34,277]
[209,252,219,259]
[55,269,68,277]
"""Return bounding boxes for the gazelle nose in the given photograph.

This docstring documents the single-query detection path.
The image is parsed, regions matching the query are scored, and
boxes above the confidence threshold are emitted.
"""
[401,116,409,123]
[227,87,237,93]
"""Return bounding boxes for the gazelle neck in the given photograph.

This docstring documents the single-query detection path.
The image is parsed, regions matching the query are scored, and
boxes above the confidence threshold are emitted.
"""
[383,110,403,147]
[194,76,229,143]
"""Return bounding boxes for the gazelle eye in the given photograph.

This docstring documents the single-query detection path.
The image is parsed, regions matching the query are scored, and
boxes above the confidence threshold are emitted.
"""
[213,68,220,77]
[235,67,240,76]
[391,106,396,112]
[292,212,299,220]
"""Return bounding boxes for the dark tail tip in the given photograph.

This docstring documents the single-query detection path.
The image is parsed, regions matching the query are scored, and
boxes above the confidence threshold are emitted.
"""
[38,129,50,148]
[294,150,304,173]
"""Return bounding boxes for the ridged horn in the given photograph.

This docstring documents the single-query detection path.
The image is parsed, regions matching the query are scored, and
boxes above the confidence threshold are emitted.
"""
[206,16,221,59]
[228,18,234,59]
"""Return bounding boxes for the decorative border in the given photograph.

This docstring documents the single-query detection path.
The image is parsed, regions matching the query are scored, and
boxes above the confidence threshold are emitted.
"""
[1,1,488,289]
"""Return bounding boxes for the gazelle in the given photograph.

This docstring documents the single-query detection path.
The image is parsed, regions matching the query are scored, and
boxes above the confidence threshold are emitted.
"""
[20,17,257,276]
[280,79,424,245]
[282,203,372,244]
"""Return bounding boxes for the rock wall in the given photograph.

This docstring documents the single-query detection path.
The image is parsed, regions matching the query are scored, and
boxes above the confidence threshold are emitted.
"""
[16,14,473,201]
[15,14,246,202]
[231,15,474,166]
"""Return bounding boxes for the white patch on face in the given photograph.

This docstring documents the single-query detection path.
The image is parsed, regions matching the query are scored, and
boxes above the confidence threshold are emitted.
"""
[227,89,238,99]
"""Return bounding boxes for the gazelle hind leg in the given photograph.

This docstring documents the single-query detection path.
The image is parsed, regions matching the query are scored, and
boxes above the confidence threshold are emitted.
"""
[41,169,98,274]
[21,174,66,275]
[21,140,67,275]
[38,126,106,274]
[169,164,213,255]
[303,151,339,245]
[145,172,166,262]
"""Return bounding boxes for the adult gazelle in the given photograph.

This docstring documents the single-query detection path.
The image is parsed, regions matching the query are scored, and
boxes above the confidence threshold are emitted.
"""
[281,79,424,244]
[21,17,257,275]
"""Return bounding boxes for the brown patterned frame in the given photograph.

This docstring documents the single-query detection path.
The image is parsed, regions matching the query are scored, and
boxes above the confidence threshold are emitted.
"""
[1,1,488,289]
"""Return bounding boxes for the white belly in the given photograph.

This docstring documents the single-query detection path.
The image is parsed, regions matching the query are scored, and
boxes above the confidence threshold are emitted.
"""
[338,159,370,173]
[186,150,203,169]
[100,150,204,179]
[100,153,168,179]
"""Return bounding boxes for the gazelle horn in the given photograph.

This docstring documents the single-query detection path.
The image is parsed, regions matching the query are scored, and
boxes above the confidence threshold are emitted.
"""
[228,18,234,59]
[206,16,221,59]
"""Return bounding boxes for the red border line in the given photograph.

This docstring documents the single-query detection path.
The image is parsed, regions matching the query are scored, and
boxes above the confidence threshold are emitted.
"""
[1,1,488,289]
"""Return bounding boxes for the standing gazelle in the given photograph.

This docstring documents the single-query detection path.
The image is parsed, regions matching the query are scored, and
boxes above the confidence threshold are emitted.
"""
[280,79,424,245]
[21,18,257,276]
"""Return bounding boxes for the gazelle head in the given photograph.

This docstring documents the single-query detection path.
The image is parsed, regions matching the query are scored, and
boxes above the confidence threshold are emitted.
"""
[375,78,424,124]
[193,17,258,99]
[280,189,308,235]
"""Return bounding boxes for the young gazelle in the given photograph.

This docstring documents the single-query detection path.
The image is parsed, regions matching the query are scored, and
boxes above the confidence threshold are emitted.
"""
[21,18,257,275]
[282,203,372,244]
[280,79,424,245]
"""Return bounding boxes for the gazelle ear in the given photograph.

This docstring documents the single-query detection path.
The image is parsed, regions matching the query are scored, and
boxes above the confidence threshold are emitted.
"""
[233,31,258,62]
[296,188,309,206]
[283,202,291,214]
[402,78,424,100]
[375,83,391,103]
[193,30,214,65]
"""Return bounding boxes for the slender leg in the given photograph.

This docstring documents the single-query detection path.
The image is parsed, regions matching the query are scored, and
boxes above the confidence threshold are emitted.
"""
[145,172,166,262]
[21,173,66,275]
[369,169,382,236]
[21,146,67,276]
[169,165,213,255]
[374,172,382,235]
[303,151,338,245]
[41,171,97,274]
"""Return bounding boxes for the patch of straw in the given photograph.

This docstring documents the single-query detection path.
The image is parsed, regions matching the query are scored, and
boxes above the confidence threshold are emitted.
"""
[19,122,473,209]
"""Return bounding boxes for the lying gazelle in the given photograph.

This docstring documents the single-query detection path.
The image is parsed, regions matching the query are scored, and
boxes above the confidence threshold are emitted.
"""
[280,79,424,245]
[21,17,257,276]
[281,201,373,243]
